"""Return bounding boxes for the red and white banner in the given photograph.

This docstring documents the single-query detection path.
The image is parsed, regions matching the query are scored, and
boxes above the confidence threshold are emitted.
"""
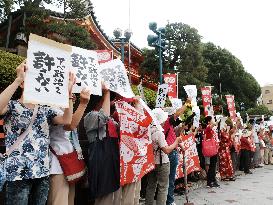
[226,95,237,122]
[115,101,154,186]
[201,87,213,116]
[163,73,177,98]
[96,50,113,64]
[176,133,201,179]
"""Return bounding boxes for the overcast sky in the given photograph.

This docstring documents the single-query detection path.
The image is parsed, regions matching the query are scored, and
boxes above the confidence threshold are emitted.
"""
[47,0,273,86]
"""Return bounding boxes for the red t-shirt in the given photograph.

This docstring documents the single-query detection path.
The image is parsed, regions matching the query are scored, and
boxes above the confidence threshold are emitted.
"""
[240,137,251,151]
[163,116,179,146]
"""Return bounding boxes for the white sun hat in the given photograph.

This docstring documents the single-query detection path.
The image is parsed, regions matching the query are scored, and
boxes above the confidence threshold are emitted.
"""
[152,108,169,125]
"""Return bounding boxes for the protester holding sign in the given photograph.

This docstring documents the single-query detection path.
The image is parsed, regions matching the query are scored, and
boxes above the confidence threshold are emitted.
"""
[48,89,91,205]
[203,116,220,188]
[0,61,75,205]
[145,108,182,205]
[84,84,121,205]
[163,99,191,205]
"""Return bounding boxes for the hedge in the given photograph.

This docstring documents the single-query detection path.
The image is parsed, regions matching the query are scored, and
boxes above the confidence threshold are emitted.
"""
[0,50,25,94]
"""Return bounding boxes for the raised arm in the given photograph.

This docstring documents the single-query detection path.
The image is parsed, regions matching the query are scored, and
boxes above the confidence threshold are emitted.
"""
[161,137,182,154]
[101,83,110,116]
[65,88,91,131]
[173,98,192,120]
[0,61,26,115]
[53,72,75,125]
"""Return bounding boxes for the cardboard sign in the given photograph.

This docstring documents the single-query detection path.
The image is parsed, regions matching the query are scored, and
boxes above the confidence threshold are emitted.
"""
[115,101,154,186]
[24,34,71,108]
[71,46,102,95]
[184,85,197,105]
[170,98,182,111]
[155,84,169,108]
[100,59,135,98]
[192,106,200,128]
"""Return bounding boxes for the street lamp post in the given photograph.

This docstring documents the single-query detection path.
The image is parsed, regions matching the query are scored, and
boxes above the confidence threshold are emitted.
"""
[113,28,132,82]
[147,22,166,84]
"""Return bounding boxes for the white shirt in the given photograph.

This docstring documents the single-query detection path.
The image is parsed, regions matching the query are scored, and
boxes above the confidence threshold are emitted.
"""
[49,110,74,174]
[150,126,169,164]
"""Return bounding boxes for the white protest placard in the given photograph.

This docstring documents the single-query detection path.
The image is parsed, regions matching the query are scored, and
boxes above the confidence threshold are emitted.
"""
[192,106,200,128]
[71,46,102,95]
[99,59,135,98]
[137,81,146,103]
[170,98,182,111]
[24,33,71,108]
[183,85,197,105]
[155,84,169,108]
[219,117,227,130]
[139,99,163,132]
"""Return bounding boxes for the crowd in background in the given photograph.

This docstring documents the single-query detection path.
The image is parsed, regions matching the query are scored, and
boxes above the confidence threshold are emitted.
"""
[0,61,273,205]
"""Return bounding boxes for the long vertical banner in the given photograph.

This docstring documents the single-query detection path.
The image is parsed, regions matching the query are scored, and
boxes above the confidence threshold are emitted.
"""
[226,95,237,122]
[115,101,154,186]
[201,87,213,116]
[176,133,201,179]
[163,73,177,98]
[155,84,169,108]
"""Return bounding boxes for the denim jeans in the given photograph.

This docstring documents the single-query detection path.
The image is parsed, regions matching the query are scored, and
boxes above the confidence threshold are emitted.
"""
[5,177,49,205]
[166,150,178,205]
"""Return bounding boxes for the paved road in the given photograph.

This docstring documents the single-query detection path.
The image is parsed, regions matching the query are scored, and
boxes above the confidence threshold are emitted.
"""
[175,165,273,205]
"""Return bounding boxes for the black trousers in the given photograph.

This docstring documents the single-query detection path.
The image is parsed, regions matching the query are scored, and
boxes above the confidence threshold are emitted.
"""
[207,154,218,185]
[239,149,250,173]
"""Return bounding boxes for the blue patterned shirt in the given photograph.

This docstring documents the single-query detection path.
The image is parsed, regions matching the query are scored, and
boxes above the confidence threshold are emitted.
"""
[3,100,57,181]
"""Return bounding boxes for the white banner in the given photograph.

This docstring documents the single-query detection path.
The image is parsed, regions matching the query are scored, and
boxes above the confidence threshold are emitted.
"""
[170,98,182,111]
[137,81,146,103]
[139,99,163,132]
[155,84,169,108]
[71,46,102,95]
[100,59,135,98]
[192,106,200,128]
[183,85,197,105]
[24,34,71,108]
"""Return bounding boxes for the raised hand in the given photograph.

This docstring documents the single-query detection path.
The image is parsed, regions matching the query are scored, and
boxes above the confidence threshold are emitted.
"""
[80,88,91,105]
[68,72,76,97]
[16,60,27,84]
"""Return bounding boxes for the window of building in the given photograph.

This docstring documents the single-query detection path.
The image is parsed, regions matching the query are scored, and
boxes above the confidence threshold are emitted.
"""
[265,90,270,94]
[267,100,272,104]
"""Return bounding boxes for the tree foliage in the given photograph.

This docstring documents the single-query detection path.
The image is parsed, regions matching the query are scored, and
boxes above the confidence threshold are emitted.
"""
[247,105,273,116]
[141,22,208,99]
[0,0,92,22]
[0,50,25,98]
[202,42,261,109]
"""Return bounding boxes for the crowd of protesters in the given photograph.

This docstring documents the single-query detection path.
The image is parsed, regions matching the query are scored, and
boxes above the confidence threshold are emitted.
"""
[0,60,273,205]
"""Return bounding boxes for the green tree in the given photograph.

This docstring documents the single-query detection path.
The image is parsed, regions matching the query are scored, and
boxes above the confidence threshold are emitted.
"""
[139,48,158,79]
[141,22,208,99]
[0,0,92,22]
[202,42,261,109]
[247,105,273,116]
